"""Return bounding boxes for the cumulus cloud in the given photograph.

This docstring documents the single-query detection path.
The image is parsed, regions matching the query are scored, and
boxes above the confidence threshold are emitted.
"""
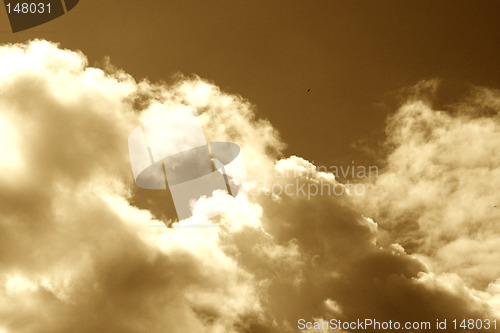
[0,41,498,333]
[0,40,270,333]
[359,80,500,317]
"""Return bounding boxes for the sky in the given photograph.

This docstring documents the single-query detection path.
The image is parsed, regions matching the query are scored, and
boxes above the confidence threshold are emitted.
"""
[0,1,500,333]
[2,0,500,166]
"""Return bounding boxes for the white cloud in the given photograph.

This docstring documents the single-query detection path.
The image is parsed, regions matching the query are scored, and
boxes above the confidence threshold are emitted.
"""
[0,42,497,333]
[358,80,500,318]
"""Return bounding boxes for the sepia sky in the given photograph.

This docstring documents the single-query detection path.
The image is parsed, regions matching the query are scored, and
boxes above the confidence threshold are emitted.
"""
[0,1,500,333]
[2,0,500,166]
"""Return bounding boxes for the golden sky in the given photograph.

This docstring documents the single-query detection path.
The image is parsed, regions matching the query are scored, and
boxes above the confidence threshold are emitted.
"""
[2,0,500,166]
[0,2,500,332]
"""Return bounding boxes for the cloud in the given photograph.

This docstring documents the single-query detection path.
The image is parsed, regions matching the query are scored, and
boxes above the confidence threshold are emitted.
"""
[0,40,268,333]
[0,41,497,333]
[358,80,500,317]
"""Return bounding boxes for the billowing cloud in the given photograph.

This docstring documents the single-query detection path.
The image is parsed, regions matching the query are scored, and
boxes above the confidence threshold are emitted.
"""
[0,41,498,333]
[359,80,500,317]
